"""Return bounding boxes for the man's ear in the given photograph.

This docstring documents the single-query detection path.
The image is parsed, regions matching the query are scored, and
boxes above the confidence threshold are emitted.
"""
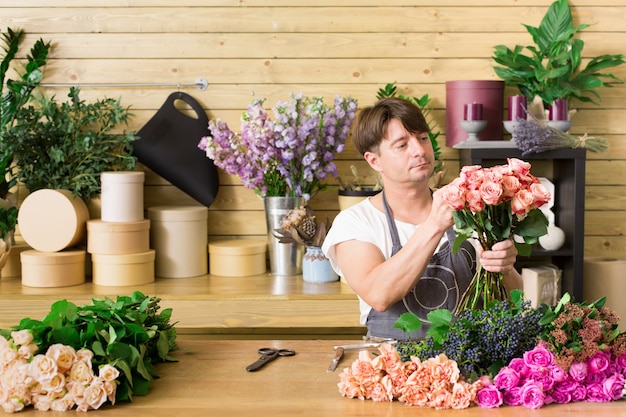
[363,151,382,172]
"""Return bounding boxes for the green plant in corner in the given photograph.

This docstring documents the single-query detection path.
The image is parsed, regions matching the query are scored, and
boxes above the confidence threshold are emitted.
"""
[0,27,51,241]
[5,86,138,201]
[376,83,443,174]
[492,0,624,107]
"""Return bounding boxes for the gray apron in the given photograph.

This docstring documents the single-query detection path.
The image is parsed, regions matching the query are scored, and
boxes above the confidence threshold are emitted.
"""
[366,190,476,340]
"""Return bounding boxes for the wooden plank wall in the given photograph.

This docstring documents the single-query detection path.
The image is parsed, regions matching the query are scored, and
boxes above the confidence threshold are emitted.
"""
[2,0,625,259]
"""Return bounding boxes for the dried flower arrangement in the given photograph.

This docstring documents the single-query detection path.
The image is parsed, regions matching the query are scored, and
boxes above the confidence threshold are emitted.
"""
[273,206,330,247]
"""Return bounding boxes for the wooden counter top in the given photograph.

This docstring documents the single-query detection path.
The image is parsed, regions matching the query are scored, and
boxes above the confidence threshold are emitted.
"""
[14,338,626,416]
[0,273,364,338]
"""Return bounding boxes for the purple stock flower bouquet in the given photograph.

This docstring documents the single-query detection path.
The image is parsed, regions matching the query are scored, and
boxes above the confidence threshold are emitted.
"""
[198,93,358,199]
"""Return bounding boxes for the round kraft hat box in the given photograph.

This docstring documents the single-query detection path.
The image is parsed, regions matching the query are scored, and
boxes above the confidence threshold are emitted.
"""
[91,250,155,286]
[18,189,90,253]
[147,205,208,278]
[87,219,151,255]
[209,239,267,277]
[100,171,145,222]
[21,249,86,287]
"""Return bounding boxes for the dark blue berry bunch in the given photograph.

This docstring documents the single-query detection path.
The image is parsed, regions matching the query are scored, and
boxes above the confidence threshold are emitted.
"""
[395,292,545,380]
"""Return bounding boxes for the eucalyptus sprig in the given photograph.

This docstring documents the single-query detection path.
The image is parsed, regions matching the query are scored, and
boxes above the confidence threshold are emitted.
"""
[0,292,178,403]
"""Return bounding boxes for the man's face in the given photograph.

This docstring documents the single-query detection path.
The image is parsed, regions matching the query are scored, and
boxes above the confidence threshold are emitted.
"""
[369,118,435,185]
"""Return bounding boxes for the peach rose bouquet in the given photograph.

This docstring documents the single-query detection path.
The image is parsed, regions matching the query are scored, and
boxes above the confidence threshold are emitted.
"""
[338,343,485,409]
[0,330,119,413]
[440,158,550,313]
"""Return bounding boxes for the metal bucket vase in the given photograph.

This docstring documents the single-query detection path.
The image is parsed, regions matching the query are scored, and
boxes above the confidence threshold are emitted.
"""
[264,196,304,275]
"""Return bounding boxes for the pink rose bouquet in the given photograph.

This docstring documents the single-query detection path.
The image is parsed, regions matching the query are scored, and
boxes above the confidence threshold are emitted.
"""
[440,158,550,313]
[477,343,626,409]
[338,343,484,409]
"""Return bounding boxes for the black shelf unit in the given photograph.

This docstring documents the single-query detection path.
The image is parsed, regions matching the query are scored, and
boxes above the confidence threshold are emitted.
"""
[459,147,586,301]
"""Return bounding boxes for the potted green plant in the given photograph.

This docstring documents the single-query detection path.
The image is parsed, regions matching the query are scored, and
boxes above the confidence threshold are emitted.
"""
[4,86,138,203]
[492,0,624,110]
[337,165,383,211]
[0,27,50,264]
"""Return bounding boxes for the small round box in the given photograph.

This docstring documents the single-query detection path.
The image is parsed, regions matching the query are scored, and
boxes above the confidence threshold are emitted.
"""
[148,206,208,278]
[100,171,145,222]
[209,239,267,277]
[87,219,150,255]
[21,249,86,287]
[18,189,89,253]
[91,250,155,286]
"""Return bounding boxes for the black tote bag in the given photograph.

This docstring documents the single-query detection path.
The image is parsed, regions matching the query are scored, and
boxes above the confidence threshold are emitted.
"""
[133,92,219,207]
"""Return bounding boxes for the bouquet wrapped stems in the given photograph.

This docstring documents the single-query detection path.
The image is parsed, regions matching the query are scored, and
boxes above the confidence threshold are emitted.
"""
[455,266,508,315]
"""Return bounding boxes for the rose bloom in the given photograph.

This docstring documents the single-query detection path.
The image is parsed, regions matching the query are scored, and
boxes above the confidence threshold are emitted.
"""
[587,350,611,374]
[17,343,38,360]
[571,383,587,402]
[476,385,503,408]
[479,180,503,206]
[440,178,466,210]
[523,344,555,368]
[569,361,588,382]
[508,357,530,378]
[511,189,535,217]
[50,393,75,412]
[507,158,532,178]
[103,380,117,405]
[46,343,78,374]
[76,348,94,363]
[98,364,120,383]
[10,330,33,346]
[502,386,522,406]
[520,381,546,409]
[69,359,96,386]
[465,189,484,212]
[501,175,521,199]
[32,394,53,411]
[586,383,611,402]
[493,366,520,390]
[1,343,19,366]
[550,389,572,404]
[39,371,66,394]
[615,353,626,371]
[83,380,109,410]
[603,373,625,401]
[530,182,551,208]
[459,165,483,185]
[28,354,59,382]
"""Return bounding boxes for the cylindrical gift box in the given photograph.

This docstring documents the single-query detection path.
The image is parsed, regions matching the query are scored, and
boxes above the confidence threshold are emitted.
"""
[2,243,30,279]
[87,219,150,255]
[147,206,208,278]
[91,250,155,286]
[209,239,267,277]
[584,257,626,330]
[21,249,86,287]
[18,189,89,253]
[445,80,504,147]
[100,171,145,222]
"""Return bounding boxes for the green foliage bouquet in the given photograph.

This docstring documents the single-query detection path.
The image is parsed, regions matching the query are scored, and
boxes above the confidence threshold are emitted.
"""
[0,292,177,411]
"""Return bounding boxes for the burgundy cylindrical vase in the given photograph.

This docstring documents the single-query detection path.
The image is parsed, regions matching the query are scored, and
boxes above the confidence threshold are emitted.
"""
[445,80,505,147]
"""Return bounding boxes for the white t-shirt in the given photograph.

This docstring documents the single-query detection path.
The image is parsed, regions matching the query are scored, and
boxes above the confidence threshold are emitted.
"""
[322,197,447,325]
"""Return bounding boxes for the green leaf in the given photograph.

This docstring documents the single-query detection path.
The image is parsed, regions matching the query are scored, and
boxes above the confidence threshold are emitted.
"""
[393,312,422,334]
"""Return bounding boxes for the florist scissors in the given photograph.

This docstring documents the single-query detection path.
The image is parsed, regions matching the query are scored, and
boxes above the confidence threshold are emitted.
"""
[246,347,296,372]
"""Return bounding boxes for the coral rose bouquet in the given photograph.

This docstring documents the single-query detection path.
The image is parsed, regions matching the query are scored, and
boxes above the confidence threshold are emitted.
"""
[198,93,358,200]
[440,158,550,314]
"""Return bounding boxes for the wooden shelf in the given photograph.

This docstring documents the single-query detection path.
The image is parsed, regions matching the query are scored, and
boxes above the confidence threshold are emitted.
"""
[0,274,365,338]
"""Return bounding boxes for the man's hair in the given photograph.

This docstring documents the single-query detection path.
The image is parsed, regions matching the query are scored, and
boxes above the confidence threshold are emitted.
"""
[352,97,429,156]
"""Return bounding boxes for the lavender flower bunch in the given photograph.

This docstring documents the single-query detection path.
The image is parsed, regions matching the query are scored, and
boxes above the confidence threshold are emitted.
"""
[198,93,358,199]
[513,119,608,156]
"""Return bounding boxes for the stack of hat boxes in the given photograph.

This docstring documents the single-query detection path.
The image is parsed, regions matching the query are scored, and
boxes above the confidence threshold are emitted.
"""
[18,172,155,287]
[87,172,155,286]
